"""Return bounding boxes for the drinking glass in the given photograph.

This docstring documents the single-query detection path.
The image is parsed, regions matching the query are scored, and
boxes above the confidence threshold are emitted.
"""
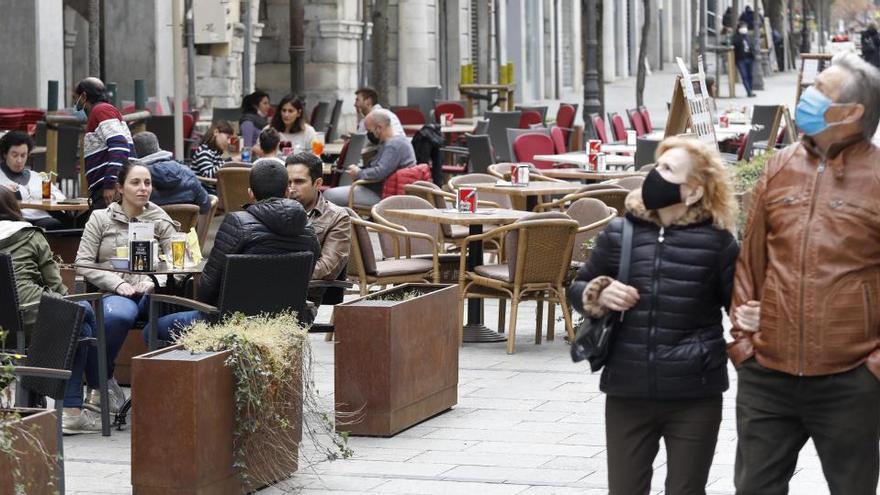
[171,234,187,269]
[311,132,325,156]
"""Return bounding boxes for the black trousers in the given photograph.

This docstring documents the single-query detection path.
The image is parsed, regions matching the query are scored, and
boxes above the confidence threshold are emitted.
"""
[606,395,722,495]
[735,359,880,495]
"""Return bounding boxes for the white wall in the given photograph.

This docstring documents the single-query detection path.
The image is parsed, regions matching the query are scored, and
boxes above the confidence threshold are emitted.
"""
[36,0,65,108]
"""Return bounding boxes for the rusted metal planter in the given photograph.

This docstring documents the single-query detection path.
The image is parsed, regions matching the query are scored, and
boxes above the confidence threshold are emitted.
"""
[334,284,459,436]
[0,408,59,494]
[131,344,302,494]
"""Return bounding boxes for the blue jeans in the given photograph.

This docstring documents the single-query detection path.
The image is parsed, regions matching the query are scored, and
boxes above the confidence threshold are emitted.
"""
[64,301,96,408]
[736,59,754,95]
[142,310,203,345]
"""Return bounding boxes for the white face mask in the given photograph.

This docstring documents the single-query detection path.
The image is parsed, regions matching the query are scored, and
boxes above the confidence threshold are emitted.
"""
[738,28,748,34]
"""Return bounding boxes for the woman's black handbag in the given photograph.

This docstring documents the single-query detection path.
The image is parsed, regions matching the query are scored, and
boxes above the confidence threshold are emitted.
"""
[570,218,633,371]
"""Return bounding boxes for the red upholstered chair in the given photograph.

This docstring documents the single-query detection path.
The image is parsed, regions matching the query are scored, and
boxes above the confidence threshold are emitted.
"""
[550,126,567,154]
[556,104,577,146]
[391,106,426,136]
[518,110,543,129]
[638,105,653,133]
[627,109,647,137]
[590,113,610,144]
[380,163,433,198]
[434,101,466,122]
[513,133,556,169]
[607,112,627,142]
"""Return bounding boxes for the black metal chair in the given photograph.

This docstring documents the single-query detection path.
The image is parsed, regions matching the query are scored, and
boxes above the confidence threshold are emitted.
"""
[310,101,331,132]
[325,98,344,142]
[485,111,523,162]
[633,138,661,169]
[10,294,86,494]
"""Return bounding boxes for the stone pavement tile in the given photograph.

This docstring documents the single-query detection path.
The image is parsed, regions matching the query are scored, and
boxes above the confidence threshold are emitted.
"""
[285,473,391,492]
[423,427,571,444]
[392,425,440,438]
[510,420,602,434]
[346,436,477,452]
[310,459,456,478]
[465,386,595,402]
[65,474,131,494]
[419,414,524,431]
[534,400,602,414]
[466,440,604,458]
[409,450,555,469]
[551,382,603,394]
[345,446,424,462]
[456,396,548,411]
[440,465,589,485]
[539,455,607,472]
[459,408,571,423]
[558,429,614,447]
[377,478,530,495]
[518,487,608,495]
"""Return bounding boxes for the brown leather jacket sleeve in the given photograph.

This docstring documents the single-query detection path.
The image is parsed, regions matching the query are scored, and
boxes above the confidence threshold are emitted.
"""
[312,210,351,281]
[729,154,774,366]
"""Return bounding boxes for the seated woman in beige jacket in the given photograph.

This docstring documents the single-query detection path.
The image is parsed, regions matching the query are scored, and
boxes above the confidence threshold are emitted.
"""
[74,160,177,419]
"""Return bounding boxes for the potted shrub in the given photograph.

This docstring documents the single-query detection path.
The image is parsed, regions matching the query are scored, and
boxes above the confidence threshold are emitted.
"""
[131,313,350,494]
[333,284,459,436]
[732,150,774,238]
[0,339,60,495]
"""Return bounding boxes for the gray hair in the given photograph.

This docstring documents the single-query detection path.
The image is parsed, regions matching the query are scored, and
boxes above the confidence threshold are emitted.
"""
[367,108,393,128]
[132,131,161,158]
[832,52,880,139]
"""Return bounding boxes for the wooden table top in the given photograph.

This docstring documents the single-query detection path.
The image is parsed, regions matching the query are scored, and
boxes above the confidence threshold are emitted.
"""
[540,169,646,181]
[385,207,532,225]
[74,260,206,276]
[533,153,635,167]
[19,199,89,212]
[464,181,587,197]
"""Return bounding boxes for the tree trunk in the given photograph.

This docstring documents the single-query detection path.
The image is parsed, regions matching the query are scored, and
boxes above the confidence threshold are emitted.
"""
[289,0,305,95]
[636,0,651,106]
[597,0,605,119]
[88,0,100,76]
[371,0,390,105]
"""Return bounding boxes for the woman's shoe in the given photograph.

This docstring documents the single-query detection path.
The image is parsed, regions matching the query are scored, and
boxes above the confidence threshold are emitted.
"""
[62,409,102,435]
[84,379,126,414]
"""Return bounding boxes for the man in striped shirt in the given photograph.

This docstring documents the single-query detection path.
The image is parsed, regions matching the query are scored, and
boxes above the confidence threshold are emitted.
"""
[73,77,133,210]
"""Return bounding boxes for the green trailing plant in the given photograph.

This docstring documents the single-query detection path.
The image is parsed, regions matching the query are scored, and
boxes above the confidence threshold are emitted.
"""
[732,150,774,237]
[369,289,424,302]
[174,313,352,488]
[0,329,58,495]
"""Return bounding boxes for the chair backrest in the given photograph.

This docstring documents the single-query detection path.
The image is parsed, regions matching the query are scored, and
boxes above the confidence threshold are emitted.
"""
[217,167,252,213]
[739,129,762,162]
[634,137,661,168]
[581,189,629,217]
[589,113,609,143]
[750,105,782,143]
[466,134,496,174]
[310,101,330,129]
[216,252,314,322]
[197,194,219,249]
[449,173,511,208]
[485,111,523,162]
[345,207,378,277]
[146,115,176,154]
[371,195,440,258]
[336,133,367,187]
[21,294,84,400]
[566,198,616,263]
[0,253,24,352]
[504,213,578,283]
[515,105,549,124]
[613,176,645,191]
[159,203,200,232]
[434,100,467,121]
[512,133,556,169]
[638,105,653,133]
[473,119,489,135]
[391,106,426,136]
[557,104,577,146]
[518,110,543,129]
[212,107,242,128]
[627,109,647,136]
[381,163,432,199]
[183,113,195,139]
[404,181,446,209]
[506,127,551,165]
[608,112,627,141]
[550,126,567,154]
[325,98,344,142]
[407,86,442,122]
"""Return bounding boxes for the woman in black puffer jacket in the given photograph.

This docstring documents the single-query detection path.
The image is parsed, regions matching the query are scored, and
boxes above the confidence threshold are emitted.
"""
[569,137,739,495]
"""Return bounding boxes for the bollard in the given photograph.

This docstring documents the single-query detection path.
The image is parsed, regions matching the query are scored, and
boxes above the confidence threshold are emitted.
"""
[134,80,146,110]
[47,80,58,112]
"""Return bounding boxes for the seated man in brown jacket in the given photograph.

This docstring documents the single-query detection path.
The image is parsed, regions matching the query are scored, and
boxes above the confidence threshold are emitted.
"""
[730,52,880,494]
[285,152,351,307]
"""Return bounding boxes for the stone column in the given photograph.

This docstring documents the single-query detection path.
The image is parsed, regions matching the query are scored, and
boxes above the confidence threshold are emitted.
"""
[397,0,431,104]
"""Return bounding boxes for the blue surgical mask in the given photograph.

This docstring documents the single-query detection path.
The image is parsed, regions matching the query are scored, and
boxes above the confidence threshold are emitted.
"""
[73,94,87,122]
[795,87,833,136]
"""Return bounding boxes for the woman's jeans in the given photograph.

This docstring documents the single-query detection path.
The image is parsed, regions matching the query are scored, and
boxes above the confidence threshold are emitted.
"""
[736,59,754,95]
[63,294,149,408]
[142,310,204,345]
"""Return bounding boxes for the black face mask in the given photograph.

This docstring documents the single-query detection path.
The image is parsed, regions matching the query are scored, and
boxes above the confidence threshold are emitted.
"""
[366,131,380,145]
[641,168,683,210]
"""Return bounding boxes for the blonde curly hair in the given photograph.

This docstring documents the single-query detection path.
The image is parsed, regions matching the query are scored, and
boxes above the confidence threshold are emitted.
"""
[654,137,738,232]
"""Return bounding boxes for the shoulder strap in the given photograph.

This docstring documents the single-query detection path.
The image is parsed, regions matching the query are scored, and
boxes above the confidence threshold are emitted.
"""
[616,218,634,284]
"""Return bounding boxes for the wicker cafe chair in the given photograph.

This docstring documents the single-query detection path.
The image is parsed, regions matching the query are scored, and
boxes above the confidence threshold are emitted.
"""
[557,188,630,218]
[345,208,439,296]
[196,194,220,250]
[457,213,579,353]
[8,294,85,494]
[159,204,200,233]
[448,173,513,210]
[216,166,251,214]
[146,252,315,350]
[609,175,645,191]
[533,183,625,213]
[566,198,618,265]
[487,163,565,183]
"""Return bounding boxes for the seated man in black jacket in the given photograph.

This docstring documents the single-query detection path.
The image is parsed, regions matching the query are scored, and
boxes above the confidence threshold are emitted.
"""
[143,160,320,343]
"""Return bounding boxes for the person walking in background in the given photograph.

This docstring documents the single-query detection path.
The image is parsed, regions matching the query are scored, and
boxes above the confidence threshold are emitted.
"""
[861,23,880,69]
[738,5,755,31]
[73,77,133,210]
[733,22,757,97]
[730,52,880,495]
[569,137,739,495]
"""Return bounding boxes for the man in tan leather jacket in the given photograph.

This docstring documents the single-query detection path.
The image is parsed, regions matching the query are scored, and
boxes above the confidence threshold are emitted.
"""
[731,52,880,494]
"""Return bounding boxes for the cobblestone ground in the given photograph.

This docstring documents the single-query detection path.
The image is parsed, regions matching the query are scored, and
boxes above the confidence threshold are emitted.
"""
[64,68,843,494]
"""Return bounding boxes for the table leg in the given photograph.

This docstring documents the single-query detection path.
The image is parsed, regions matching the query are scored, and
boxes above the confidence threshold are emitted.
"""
[526,196,538,212]
[462,223,506,343]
